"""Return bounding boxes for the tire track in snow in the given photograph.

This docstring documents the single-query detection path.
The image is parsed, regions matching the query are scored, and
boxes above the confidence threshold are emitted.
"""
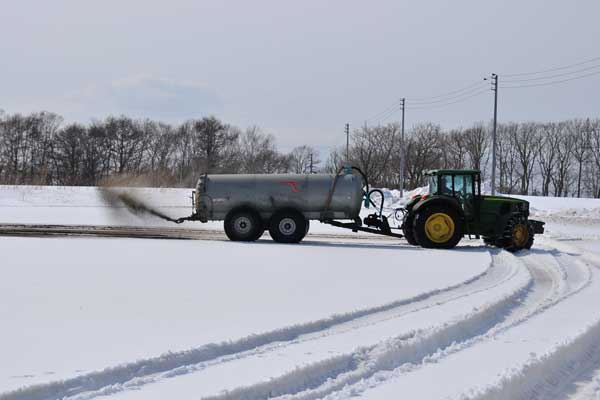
[313,242,594,400]
[62,250,532,400]
[0,247,494,400]
[460,238,600,400]
[207,246,574,400]
[451,240,598,400]
[194,251,539,400]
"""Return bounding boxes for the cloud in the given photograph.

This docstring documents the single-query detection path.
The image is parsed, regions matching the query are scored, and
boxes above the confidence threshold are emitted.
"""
[64,75,223,122]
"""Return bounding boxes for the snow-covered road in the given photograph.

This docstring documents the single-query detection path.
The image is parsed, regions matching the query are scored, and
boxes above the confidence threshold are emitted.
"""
[2,186,600,400]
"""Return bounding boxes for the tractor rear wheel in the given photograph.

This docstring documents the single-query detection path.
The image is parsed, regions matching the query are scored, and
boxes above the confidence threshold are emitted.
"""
[402,214,418,245]
[413,205,463,249]
[224,209,264,242]
[269,209,308,243]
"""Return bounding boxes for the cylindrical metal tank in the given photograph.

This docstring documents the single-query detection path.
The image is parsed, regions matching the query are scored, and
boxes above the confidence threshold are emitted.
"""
[195,172,364,222]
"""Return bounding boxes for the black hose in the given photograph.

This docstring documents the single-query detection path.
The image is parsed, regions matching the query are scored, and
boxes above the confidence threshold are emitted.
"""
[368,189,385,217]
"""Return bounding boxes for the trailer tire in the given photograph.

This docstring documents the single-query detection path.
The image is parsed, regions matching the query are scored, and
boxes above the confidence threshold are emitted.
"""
[252,227,266,241]
[300,220,310,241]
[269,209,308,243]
[224,208,263,242]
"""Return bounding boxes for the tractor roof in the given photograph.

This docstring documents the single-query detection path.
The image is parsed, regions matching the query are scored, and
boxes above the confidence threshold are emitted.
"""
[425,169,481,176]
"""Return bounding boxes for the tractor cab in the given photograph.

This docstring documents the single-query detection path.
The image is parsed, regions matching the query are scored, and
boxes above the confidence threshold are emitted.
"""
[426,169,481,219]
[401,169,544,251]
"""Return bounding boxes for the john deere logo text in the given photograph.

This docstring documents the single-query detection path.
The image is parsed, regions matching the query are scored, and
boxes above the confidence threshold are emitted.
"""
[280,181,300,193]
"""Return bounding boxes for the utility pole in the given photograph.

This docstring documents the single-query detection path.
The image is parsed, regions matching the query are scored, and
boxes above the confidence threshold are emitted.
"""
[309,153,314,174]
[490,73,499,196]
[399,98,406,197]
[345,123,350,162]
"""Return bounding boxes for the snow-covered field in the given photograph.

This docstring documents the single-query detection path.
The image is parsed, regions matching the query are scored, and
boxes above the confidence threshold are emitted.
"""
[2,185,600,400]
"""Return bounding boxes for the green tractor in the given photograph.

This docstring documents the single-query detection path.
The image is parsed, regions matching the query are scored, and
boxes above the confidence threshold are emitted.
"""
[401,169,545,251]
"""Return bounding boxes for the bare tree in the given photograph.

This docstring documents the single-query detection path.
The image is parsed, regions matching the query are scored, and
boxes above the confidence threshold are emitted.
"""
[511,122,540,194]
[443,129,467,170]
[52,124,85,185]
[404,123,443,189]
[238,126,289,174]
[588,119,600,198]
[289,145,320,173]
[568,119,591,198]
[495,123,519,193]
[350,123,398,187]
[551,131,574,197]
[463,122,489,172]
[192,116,239,174]
[536,123,560,196]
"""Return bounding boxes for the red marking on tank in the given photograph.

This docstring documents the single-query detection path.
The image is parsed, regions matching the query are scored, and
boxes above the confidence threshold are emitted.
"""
[280,181,300,193]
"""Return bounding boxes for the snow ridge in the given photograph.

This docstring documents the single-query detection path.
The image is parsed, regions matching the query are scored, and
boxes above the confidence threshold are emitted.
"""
[1,263,492,400]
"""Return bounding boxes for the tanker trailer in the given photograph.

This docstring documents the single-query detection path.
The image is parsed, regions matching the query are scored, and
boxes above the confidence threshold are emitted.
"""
[174,166,403,243]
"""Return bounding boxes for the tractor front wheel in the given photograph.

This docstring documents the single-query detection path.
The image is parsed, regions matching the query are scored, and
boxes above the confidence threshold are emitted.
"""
[413,206,463,249]
[503,217,533,252]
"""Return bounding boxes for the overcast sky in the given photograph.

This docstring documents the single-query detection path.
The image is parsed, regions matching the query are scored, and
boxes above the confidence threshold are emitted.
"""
[1,0,599,152]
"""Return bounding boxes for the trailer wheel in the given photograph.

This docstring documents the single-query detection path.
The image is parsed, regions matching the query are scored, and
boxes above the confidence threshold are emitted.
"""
[224,209,263,242]
[269,210,308,243]
[300,220,310,241]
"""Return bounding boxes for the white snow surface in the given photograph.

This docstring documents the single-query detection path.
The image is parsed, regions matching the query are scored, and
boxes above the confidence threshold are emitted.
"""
[2,184,600,400]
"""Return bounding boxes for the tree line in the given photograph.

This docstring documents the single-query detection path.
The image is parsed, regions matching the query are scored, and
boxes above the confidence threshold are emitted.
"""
[332,118,600,198]
[0,112,320,187]
[1,110,599,197]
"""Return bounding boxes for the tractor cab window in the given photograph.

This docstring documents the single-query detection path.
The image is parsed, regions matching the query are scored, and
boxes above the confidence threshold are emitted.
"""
[454,175,474,198]
[454,174,475,217]
[428,176,438,194]
[441,175,454,195]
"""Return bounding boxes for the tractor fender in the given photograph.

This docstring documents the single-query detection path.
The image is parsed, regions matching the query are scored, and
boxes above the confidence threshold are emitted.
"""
[411,196,465,220]
[495,211,530,236]
[404,195,422,211]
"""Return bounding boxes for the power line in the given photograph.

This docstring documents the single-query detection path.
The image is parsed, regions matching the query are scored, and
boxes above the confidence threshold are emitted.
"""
[365,102,403,124]
[407,83,488,105]
[502,55,600,77]
[408,80,485,101]
[501,69,600,89]
[369,105,403,125]
[363,80,487,126]
[503,63,600,83]
[406,88,489,110]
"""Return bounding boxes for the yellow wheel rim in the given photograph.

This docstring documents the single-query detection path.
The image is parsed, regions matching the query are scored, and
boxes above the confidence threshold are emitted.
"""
[512,224,529,247]
[424,212,455,244]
